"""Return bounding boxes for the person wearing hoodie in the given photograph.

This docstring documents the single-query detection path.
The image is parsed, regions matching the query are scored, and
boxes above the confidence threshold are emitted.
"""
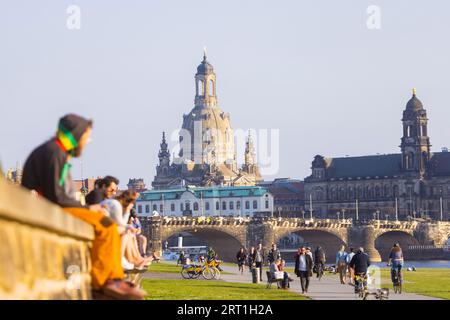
[21,114,144,300]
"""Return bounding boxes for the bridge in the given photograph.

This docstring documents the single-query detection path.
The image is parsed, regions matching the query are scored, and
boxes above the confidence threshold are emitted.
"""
[141,216,450,262]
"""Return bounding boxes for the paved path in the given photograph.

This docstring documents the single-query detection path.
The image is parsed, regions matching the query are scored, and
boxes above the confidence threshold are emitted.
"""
[218,265,440,300]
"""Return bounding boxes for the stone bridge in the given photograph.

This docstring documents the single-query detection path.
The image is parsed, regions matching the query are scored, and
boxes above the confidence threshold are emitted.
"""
[141,216,450,262]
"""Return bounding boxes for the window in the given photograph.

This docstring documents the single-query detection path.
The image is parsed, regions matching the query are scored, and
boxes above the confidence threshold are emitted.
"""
[145,205,150,213]
[152,204,157,211]
[253,200,258,210]
[205,202,210,211]
[245,201,250,210]
[138,205,142,214]
[230,201,234,210]
[236,201,241,210]
[265,200,269,209]
[171,203,175,212]
[216,201,220,210]
[186,202,191,211]
[197,80,204,96]
[222,201,227,210]
[209,79,214,96]
[180,203,184,211]
[193,202,199,211]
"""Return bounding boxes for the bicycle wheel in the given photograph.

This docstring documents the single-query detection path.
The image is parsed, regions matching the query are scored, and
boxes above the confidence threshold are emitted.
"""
[181,266,191,279]
[212,267,221,280]
[202,267,215,280]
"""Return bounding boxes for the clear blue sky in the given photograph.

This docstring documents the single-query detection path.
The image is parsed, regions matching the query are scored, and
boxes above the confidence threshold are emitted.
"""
[1,0,449,188]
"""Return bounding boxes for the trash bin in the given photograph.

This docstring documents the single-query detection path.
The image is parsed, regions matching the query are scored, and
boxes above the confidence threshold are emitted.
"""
[251,267,260,284]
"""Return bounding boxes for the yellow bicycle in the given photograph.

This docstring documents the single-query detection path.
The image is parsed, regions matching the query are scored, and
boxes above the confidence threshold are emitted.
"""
[181,260,220,280]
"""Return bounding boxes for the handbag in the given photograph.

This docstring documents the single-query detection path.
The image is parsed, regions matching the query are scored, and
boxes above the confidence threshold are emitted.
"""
[274,271,284,280]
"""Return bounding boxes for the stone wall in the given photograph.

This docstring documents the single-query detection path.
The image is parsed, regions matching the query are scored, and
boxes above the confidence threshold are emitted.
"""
[0,177,94,300]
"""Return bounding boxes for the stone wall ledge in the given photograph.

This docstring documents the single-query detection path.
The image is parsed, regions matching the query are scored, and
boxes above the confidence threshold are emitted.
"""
[0,178,94,241]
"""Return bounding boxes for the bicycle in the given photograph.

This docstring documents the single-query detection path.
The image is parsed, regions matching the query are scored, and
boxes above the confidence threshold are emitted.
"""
[354,273,368,300]
[389,263,403,294]
[181,261,220,280]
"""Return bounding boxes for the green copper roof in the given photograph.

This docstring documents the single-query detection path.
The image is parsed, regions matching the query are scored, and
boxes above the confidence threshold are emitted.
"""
[138,186,269,201]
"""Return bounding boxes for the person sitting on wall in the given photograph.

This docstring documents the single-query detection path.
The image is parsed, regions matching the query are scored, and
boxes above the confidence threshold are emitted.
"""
[21,114,144,300]
[85,176,119,205]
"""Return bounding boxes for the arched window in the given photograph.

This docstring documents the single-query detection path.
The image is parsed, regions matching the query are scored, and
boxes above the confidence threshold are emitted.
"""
[245,201,250,210]
[253,200,258,210]
[145,205,150,213]
[229,201,234,210]
[180,203,184,211]
[197,80,204,96]
[209,79,214,96]
[216,201,220,210]
[205,202,210,211]
[153,204,157,211]
[193,202,199,211]
[171,203,175,212]
[222,201,227,210]
[185,202,191,211]
[236,201,241,210]
[384,185,390,197]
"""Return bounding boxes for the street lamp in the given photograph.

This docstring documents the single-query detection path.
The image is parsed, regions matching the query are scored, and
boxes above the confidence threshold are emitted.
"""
[301,210,305,220]
[373,212,377,220]
[337,211,340,220]
[376,210,380,221]
[341,209,346,221]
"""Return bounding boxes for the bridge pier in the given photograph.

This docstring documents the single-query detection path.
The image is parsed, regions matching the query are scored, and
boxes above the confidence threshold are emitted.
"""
[349,225,381,262]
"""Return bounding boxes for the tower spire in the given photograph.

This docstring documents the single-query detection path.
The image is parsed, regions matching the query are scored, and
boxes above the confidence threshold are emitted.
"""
[412,87,417,96]
[203,46,207,62]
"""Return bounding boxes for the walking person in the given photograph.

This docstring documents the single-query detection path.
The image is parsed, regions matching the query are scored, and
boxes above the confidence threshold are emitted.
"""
[267,243,281,264]
[236,247,247,275]
[335,245,348,284]
[252,243,264,281]
[346,247,355,284]
[294,247,313,294]
[248,246,255,273]
[313,246,326,279]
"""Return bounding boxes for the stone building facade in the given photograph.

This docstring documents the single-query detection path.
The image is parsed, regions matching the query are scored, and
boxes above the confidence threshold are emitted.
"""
[152,53,262,189]
[305,90,450,220]
[136,185,273,217]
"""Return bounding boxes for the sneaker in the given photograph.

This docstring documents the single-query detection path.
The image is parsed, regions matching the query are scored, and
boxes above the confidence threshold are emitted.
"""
[101,280,145,300]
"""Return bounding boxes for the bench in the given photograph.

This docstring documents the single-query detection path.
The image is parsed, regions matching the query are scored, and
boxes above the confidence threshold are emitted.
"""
[266,271,283,289]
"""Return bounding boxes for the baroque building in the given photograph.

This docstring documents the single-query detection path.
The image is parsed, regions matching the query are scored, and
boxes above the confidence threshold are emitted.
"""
[305,90,450,220]
[152,53,262,189]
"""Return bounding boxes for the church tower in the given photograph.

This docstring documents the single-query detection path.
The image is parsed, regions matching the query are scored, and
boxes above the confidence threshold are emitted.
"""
[400,89,431,177]
[156,132,171,177]
[195,49,217,108]
[242,131,259,175]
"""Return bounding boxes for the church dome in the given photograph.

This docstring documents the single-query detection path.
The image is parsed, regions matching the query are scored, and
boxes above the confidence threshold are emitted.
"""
[197,59,214,74]
[406,89,423,111]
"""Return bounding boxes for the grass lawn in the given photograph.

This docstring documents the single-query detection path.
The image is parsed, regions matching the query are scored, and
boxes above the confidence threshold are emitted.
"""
[142,278,309,300]
[148,262,232,275]
[380,268,450,300]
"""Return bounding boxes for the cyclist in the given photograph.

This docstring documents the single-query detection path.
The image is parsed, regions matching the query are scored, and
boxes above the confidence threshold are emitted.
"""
[313,246,325,278]
[348,247,371,294]
[387,243,404,290]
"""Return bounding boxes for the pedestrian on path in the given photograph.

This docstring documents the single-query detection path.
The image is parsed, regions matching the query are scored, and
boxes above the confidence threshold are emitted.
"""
[346,247,355,284]
[294,246,313,294]
[335,245,348,284]
[252,243,265,281]
[236,247,247,275]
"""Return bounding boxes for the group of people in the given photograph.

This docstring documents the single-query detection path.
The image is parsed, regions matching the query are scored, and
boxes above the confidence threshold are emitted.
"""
[236,243,281,278]
[20,114,154,299]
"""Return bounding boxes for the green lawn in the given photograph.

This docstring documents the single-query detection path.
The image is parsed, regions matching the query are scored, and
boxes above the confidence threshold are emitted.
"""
[148,262,232,275]
[142,279,309,300]
[380,268,450,300]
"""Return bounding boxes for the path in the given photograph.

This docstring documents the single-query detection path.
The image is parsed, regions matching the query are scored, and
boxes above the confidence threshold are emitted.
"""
[219,264,440,300]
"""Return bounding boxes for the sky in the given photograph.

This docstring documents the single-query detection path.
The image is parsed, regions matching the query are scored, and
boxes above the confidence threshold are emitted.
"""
[1,0,449,188]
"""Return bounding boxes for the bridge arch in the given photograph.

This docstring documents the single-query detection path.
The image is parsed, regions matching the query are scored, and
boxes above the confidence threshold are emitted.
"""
[275,228,347,263]
[374,230,419,260]
[161,227,245,262]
